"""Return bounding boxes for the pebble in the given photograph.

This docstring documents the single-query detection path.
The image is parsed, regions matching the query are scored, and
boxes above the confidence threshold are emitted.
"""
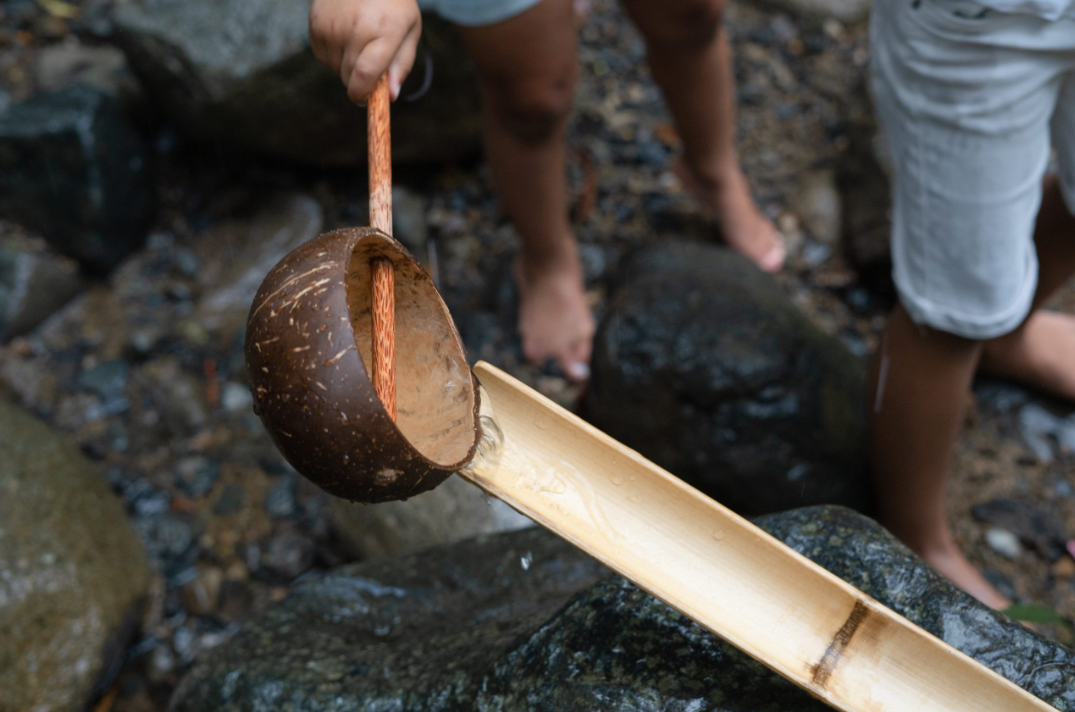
[181,567,223,617]
[985,528,1022,559]
[221,381,253,413]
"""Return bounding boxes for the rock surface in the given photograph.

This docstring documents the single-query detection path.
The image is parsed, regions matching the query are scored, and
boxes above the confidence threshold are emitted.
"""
[0,84,155,271]
[758,0,872,24]
[0,232,84,342]
[170,506,1074,711]
[329,474,533,558]
[587,241,871,516]
[111,0,481,165]
[0,398,150,712]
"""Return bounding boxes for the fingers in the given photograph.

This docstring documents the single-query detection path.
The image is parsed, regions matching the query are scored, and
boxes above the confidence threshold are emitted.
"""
[346,37,396,104]
[310,0,422,106]
[389,15,422,100]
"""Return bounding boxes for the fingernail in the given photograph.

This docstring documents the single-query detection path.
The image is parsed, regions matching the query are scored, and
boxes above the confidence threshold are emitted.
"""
[389,75,401,101]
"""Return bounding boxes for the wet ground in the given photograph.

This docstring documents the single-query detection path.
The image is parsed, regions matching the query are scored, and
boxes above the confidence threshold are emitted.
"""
[1,0,1074,709]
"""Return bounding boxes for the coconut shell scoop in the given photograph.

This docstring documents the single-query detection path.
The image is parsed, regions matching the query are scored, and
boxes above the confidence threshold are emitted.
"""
[244,76,480,503]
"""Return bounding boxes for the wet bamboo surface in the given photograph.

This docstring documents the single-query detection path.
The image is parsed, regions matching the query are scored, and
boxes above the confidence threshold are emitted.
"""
[461,361,1055,712]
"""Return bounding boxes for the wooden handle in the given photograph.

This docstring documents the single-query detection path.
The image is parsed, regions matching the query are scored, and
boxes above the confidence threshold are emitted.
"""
[368,75,396,420]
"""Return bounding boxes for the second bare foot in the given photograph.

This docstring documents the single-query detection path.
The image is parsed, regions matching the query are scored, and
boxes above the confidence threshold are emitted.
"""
[514,243,595,382]
[919,543,1011,610]
[673,155,785,272]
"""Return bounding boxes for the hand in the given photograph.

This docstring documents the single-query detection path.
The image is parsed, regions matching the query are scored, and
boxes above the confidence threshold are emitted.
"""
[309,0,422,103]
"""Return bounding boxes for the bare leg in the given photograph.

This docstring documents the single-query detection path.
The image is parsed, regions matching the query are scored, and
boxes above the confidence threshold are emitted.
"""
[980,176,1075,398]
[868,307,1009,608]
[621,0,784,272]
[458,0,593,381]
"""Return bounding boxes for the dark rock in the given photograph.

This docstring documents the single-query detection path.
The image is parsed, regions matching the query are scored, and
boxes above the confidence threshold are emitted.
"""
[136,357,208,435]
[0,84,155,271]
[0,233,84,341]
[170,507,1074,712]
[0,398,149,712]
[175,456,219,498]
[111,0,480,165]
[588,240,871,516]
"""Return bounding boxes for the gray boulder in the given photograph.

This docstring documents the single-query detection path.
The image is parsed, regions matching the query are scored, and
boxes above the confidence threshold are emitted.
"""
[587,241,871,516]
[0,84,156,271]
[169,506,1074,711]
[111,0,481,166]
[0,398,150,712]
[329,474,533,559]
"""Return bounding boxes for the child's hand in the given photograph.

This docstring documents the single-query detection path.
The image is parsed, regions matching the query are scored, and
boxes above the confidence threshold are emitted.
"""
[309,0,422,103]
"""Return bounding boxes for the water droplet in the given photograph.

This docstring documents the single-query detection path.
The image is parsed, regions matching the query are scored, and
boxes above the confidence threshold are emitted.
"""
[520,552,532,570]
[711,530,725,541]
[610,475,625,486]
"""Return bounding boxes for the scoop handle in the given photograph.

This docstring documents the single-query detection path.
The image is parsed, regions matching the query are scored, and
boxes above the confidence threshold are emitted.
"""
[368,75,396,421]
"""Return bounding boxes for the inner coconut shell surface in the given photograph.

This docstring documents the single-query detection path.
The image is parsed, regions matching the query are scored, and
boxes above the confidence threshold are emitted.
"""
[346,234,477,467]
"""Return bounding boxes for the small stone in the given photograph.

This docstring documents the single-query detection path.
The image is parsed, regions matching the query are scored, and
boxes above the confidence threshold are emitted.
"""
[1052,557,1075,579]
[985,528,1022,559]
[221,382,253,413]
[261,530,315,580]
[792,170,841,245]
[180,567,223,616]
[213,483,245,516]
[175,457,219,498]
[76,359,130,398]
[392,186,428,255]
[265,478,296,518]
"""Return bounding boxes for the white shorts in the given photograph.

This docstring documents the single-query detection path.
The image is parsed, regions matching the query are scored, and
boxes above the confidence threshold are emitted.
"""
[417,0,543,26]
[871,0,1075,339]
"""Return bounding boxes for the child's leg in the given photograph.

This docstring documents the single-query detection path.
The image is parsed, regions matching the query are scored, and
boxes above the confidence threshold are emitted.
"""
[456,0,593,381]
[867,311,1008,607]
[620,0,783,272]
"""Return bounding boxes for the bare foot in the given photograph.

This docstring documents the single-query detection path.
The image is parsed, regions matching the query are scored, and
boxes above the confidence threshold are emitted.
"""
[918,543,1012,610]
[980,310,1075,401]
[673,155,785,272]
[515,244,595,382]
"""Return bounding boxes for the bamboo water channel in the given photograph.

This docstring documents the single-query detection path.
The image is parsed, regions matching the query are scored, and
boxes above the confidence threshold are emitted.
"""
[460,362,1056,712]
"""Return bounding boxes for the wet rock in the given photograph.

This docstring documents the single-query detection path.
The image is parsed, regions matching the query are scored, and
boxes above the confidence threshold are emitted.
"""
[588,240,871,516]
[0,232,84,341]
[0,398,149,712]
[170,507,1074,712]
[0,84,155,271]
[329,473,533,559]
[193,194,323,342]
[111,0,480,165]
[175,456,219,498]
[220,381,253,413]
[181,566,224,617]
